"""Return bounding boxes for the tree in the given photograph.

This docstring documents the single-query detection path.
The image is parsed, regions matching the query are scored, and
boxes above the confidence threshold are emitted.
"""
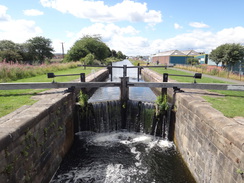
[224,43,244,71]
[117,51,126,59]
[82,53,95,65]
[66,35,111,62]
[111,49,117,58]
[17,43,33,62]
[210,43,244,71]
[66,40,89,61]
[187,57,199,65]
[0,40,16,50]
[0,50,22,62]
[209,44,226,66]
[26,36,54,64]
[0,40,23,62]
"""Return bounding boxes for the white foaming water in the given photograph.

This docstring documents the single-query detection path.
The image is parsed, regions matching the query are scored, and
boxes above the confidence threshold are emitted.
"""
[88,131,173,181]
[51,131,196,183]
[54,131,174,183]
[104,164,131,183]
[83,131,174,149]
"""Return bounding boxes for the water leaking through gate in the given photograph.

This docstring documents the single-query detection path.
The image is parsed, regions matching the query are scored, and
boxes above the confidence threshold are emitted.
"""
[50,60,196,183]
[78,100,156,134]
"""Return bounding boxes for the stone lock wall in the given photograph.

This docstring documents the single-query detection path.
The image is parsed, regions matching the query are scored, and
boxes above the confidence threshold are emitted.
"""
[0,69,108,183]
[174,92,244,183]
[0,90,76,183]
[142,68,244,183]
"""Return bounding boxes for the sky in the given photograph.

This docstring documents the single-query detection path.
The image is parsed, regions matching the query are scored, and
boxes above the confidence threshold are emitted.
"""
[1,0,244,56]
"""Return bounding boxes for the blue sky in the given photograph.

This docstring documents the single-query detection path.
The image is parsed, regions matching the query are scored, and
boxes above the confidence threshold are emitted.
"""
[1,0,244,56]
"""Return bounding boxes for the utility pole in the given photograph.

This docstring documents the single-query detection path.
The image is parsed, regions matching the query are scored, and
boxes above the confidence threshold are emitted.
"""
[61,42,64,59]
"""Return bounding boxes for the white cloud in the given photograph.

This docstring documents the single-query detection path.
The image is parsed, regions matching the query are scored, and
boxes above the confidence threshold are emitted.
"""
[0,5,10,21]
[174,23,183,29]
[75,23,139,41]
[0,19,43,43]
[153,30,214,52]
[107,35,149,56]
[189,22,209,28]
[58,23,244,56]
[216,26,244,43]
[150,27,244,54]
[55,23,147,55]
[23,9,44,16]
[0,6,42,43]
[40,0,162,25]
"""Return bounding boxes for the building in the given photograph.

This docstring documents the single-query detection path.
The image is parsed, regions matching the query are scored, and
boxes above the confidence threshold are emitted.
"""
[194,53,208,64]
[151,50,205,65]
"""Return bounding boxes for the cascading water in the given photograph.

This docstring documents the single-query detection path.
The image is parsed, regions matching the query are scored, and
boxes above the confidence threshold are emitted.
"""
[79,100,155,134]
[50,60,196,183]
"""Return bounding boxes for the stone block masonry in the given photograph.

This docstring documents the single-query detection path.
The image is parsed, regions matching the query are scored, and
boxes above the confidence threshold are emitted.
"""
[0,89,76,183]
[0,69,108,183]
[142,68,244,183]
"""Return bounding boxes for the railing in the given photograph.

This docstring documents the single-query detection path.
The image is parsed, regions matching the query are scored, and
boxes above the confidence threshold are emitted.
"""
[1,81,243,91]
[0,63,243,92]
[79,64,173,81]
[0,65,243,97]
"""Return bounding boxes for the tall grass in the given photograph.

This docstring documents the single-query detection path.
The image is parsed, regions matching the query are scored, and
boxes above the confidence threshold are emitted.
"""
[0,61,78,82]
[175,64,244,81]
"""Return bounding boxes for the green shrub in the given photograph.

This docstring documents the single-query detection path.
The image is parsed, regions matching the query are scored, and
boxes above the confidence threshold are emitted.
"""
[210,68,219,75]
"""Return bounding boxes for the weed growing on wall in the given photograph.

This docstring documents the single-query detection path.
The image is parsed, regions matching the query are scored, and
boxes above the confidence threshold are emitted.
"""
[78,91,88,107]
[236,169,244,176]
[155,94,168,115]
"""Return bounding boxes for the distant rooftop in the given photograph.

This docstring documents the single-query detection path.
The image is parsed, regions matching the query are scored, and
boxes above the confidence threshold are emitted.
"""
[153,49,202,57]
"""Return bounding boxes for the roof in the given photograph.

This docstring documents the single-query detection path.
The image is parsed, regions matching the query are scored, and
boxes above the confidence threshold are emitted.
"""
[152,49,201,57]
[181,50,200,56]
[153,50,185,57]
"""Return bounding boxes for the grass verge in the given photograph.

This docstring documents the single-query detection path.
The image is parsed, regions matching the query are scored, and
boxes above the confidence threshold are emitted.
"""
[0,67,99,117]
[150,67,244,118]
[203,90,244,118]
[0,89,45,117]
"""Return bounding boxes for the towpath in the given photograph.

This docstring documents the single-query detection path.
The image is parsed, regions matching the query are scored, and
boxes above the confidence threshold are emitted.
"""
[171,68,244,85]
